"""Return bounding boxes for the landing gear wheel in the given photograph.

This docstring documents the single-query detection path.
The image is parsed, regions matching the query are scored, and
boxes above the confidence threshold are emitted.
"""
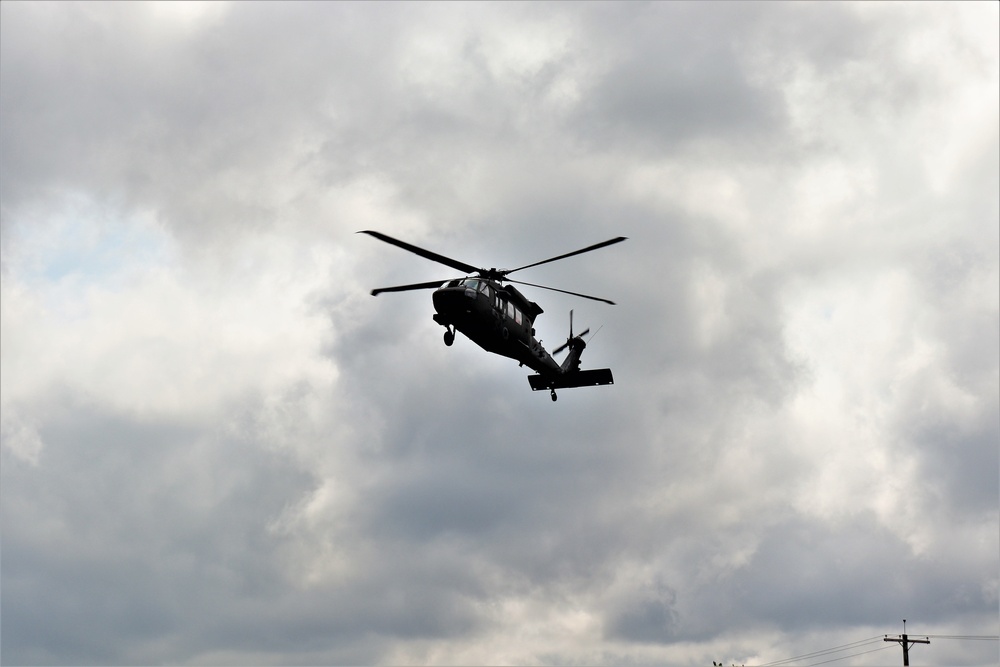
[550,389,558,402]
[443,329,455,346]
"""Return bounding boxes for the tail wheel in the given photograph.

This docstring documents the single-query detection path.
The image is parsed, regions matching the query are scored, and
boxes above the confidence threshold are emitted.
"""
[444,329,455,346]
[550,389,558,402]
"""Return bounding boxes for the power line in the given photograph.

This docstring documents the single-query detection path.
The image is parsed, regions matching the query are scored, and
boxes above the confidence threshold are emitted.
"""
[752,630,997,667]
[803,644,895,666]
[757,636,885,666]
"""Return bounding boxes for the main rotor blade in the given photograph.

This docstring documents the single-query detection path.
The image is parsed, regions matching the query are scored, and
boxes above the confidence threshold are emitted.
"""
[358,230,479,275]
[506,236,628,274]
[370,280,450,296]
[507,279,617,305]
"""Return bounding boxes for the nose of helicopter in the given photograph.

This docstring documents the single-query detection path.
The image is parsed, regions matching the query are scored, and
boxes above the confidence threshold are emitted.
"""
[432,286,467,315]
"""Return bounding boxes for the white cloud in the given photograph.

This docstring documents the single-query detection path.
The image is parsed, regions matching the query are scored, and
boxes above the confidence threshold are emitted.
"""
[1,206,338,427]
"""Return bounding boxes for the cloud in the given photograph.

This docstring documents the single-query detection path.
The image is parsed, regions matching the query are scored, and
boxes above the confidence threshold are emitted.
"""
[2,2,997,665]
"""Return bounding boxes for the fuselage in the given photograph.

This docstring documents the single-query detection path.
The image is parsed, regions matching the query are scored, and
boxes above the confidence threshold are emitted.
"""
[431,277,568,377]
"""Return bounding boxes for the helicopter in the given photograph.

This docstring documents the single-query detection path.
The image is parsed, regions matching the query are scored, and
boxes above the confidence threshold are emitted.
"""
[359,230,627,401]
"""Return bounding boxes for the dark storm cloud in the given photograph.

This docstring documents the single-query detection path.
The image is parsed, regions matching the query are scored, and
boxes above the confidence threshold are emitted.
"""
[568,2,786,153]
[0,2,409,246]
[729,517,995,630]
[1,388,492,664]
[905,402,999,515]
[1,394,312,663]
[606,579,680,643]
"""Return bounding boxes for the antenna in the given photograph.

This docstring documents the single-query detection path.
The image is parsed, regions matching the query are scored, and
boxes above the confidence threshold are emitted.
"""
[585,324,604,344]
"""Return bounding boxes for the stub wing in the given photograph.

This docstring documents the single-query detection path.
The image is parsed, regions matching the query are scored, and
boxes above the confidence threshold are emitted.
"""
[527,368,614,391]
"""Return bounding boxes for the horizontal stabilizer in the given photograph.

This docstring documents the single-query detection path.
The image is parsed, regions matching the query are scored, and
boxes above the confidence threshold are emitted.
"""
[528,368,614,391]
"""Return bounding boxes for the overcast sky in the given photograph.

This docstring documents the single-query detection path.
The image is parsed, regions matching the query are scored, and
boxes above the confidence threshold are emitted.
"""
[1,2,997,665]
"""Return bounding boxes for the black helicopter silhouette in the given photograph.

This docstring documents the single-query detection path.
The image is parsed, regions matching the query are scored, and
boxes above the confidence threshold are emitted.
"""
[359,230,627,401]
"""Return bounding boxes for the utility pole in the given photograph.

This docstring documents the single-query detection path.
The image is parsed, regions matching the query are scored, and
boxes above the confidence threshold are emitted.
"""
[884,620,930,666]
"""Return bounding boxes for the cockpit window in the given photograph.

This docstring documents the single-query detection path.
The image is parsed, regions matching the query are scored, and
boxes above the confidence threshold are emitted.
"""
[463,278,480,291]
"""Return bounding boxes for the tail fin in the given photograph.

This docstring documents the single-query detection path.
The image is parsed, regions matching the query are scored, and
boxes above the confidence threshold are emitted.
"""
[528,368,614,390]
[559,335,586,373]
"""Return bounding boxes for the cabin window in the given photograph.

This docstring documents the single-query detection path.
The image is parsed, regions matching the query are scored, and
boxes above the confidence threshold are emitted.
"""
[514,307,522,325]
[506,302,514,319]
